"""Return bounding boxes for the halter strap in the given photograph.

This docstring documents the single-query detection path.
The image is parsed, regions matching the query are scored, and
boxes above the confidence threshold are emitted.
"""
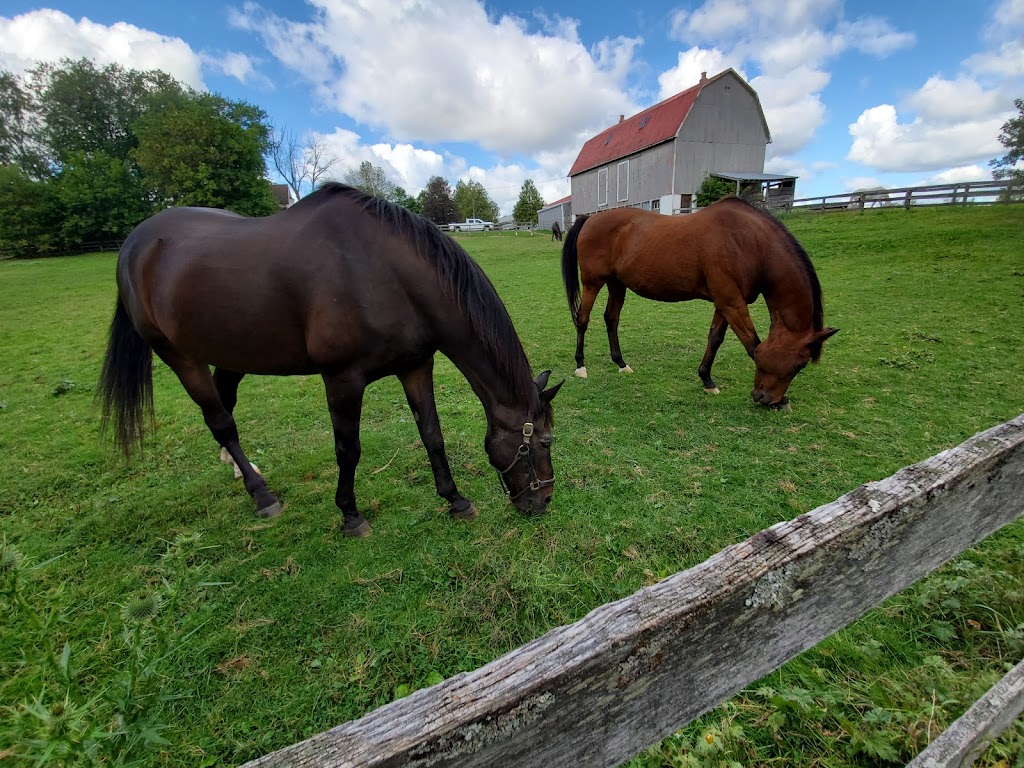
[496,421,554,501]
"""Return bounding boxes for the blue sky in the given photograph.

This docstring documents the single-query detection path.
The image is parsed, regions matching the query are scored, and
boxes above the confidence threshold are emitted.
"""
[2,0,1021,214]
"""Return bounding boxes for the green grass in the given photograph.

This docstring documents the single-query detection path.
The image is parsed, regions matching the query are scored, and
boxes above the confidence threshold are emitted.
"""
[1,205,1023,766]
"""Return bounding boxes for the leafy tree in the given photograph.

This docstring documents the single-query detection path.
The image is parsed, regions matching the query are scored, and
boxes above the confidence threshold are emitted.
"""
[341,160,397,201]
[991,98,1024,199]
[695,175,735,207]
[31,58,183,167]
[420,176,460,225]
[393,186,421,214]
[269,126,338,200]
[0,165,60,257]
[454,179,499,222]
[512,179,544,224]
[133,93,276,216]
[0,72,47,178]
[54,151,152,245]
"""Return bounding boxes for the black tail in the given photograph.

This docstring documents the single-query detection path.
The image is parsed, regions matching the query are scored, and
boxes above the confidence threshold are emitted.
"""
[97,298,153,456]
[560,215,589,327]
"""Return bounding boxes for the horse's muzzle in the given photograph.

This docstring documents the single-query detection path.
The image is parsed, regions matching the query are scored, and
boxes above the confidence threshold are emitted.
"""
[752,389,789,408]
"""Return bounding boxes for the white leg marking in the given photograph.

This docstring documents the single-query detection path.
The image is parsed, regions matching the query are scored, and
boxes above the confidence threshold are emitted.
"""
[704,386,721,395]
[219,447,261,479]
[574,366,588,379]
[618,365,634,374]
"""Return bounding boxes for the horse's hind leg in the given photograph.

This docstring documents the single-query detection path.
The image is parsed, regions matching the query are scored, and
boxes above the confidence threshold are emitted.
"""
[399,358,476,521]
[574,281,603,378]
[212,368,260,479]
[321,372,372,538]
[604,278,632,373]
[157,349,280,517]
[697,309,728,394]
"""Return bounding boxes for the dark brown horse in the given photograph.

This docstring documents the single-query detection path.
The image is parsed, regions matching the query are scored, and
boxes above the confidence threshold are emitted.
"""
[561,198,836,407]
[99,184,562,537]
[551,220,563,242]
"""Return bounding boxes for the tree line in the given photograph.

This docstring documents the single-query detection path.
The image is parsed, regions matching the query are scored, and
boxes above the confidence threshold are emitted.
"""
[0,58,551,258]
[0,59,279,258]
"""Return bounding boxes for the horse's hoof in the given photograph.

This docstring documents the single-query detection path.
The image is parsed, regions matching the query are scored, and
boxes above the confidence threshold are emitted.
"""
[343,516,372,538]
[256,501,282,518]
[574,366,588,379]
[618,365,633,374]
[774,401,793,413]
[704,386,721,395]
[451,502,479,521]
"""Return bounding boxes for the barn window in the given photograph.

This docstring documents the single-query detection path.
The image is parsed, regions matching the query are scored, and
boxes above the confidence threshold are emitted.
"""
[597,167,608,206]
[639,116,648,129]
[617,160,629,202]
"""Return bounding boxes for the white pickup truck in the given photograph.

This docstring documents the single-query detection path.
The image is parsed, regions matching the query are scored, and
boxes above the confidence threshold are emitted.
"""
[448,218,495,232]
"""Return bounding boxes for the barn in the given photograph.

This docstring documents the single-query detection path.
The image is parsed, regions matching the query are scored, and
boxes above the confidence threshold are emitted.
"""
[567,69,794,217]
[537,194,572,232]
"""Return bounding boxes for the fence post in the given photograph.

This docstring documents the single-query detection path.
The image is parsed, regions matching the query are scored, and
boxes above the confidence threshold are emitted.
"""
[904,189,913,208]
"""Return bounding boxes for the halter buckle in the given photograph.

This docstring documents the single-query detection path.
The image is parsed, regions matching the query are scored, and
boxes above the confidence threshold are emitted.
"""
[523,422,534,440]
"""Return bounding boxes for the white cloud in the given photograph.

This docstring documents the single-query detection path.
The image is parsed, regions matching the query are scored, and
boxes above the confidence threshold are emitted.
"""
[918,165,993,185]
[657,47,743,100]
[907,76,1011,123]
[965,39,1024,78]
[202,51,273,89]
[660,0,913,162]
[0,9,206,87]
[841,176,883,191]
[233,0,642,156]
[994,0,1024,28]
[847,104,1007,172]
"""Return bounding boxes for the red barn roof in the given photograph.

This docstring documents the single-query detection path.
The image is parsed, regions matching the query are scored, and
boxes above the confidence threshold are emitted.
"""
[540,194,571,211]
[567,69,762,177]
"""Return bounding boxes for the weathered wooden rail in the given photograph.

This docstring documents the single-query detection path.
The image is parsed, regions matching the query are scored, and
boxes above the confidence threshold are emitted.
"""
[242,413,1024,768]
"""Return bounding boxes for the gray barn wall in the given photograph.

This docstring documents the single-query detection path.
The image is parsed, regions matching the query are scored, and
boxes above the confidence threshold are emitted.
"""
[674,74,768,196]
[570,142,674,216]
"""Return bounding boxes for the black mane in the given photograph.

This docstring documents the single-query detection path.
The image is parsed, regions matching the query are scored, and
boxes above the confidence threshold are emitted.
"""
[312,183,538,402]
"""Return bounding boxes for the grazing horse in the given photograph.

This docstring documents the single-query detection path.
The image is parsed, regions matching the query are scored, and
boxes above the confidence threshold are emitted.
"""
[551,220,563,242]
[98,184,562,537]
[561,198,837,407]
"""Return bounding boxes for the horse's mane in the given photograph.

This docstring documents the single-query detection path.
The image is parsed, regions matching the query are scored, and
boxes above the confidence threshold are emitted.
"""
[309,183,537,403]
[714,197,826,361]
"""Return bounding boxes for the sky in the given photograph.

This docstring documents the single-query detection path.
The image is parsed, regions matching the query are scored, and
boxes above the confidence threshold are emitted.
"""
[1,0,1021,215]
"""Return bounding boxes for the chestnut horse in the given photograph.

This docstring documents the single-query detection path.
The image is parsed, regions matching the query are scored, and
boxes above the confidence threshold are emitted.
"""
[561,198,836,407]
[99,184,562,537]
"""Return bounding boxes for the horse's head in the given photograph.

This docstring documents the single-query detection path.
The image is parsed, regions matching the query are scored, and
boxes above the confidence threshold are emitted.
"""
[752,328,838,407]
[487,371,563,514]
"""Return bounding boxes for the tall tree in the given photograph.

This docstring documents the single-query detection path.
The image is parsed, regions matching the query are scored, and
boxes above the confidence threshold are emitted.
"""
[133,93,276,216]
[393,186,421,214]
[32,58,183,167]
[512,179,545,224]
[54,151,152,245]
[341,160,397,201]
[269,126,338,201]
[454,179,499,222]
[420,176,459,225]
[991,98,1024,197]
[0,165,59,257]
[0,71,47,178]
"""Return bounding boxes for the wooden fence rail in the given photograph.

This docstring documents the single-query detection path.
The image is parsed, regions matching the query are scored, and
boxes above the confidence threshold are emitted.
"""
[777,179,1017,213]
[242,412,1024,768]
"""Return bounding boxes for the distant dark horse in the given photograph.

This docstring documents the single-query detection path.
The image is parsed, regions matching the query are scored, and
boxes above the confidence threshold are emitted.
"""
[551,220,563,242]
[99,184,562,537]
[561,198,837,407]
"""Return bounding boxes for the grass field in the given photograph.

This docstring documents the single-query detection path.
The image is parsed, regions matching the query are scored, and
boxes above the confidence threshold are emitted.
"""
[2,204,1024,766]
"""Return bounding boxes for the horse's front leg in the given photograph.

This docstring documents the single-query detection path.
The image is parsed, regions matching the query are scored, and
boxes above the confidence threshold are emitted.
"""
[398,359,477,521]
[321,372,372,537]
[697,309,729,393]
[603,278,632,373]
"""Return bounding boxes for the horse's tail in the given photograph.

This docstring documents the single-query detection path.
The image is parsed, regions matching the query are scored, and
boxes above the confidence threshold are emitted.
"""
[97,297,153,456]
[561,215,590,327]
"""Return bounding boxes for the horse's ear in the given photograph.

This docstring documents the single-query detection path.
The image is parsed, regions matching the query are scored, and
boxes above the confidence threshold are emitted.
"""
[539,379,564,404]
[810,327,839,345]
[534,370,552,391]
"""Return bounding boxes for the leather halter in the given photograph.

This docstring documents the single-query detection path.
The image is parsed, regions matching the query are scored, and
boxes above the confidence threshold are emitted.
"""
[496,422,554,501]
